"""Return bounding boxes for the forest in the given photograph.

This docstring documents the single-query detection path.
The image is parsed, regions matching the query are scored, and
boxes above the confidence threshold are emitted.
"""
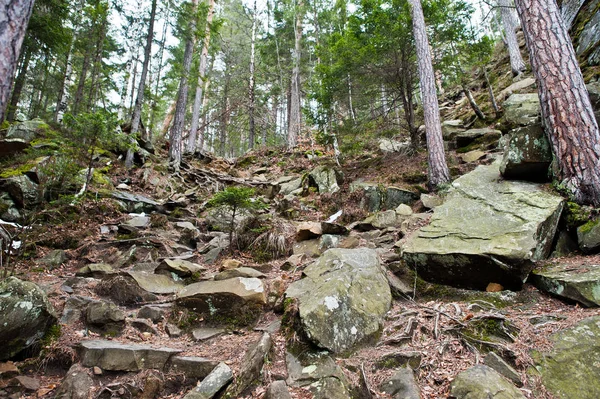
[1,0,600,398]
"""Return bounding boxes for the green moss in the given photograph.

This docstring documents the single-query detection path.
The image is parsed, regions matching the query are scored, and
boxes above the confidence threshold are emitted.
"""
[0,162,36,178]
[578,219,598,234]
[40,324,61,347]
[91,170,113,188]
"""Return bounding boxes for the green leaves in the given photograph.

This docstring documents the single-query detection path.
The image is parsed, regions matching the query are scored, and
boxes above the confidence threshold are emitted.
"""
[207,186,266,212]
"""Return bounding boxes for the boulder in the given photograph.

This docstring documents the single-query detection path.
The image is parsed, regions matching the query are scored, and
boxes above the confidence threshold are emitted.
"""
[384,187,420,209]
[76,263,115,278]
[379,367,421,399]
[577,220,600,253]
[402,163,563,290]
[279,177,303,196]
[450,365,525,399]
[205,206,251,232]
[156,259,205,277]
[168,356,219,379]
[308,165,342,194]
[0,175,40,208]
[111,191,161,213]
[484,352,522,387]
[286,349,351,398]
[576,8,600,65]
[532,316,600,399]
[86,301,125,333]
[192,327,225,341]
[0,138,29,158]
[0,192,20,222]
[349,181,384,212]
[455,128,502,149]
[442,120,466,140]
[420,193,443,209]
[296,221,322,241]
[530,264,600,307]
[122,215,151,229]
[498,77,536,100]
[356,210,398,230]
[54,364,93,399]
[225,333,272,397]
[79,340,181,371]
[37,249,67,269]
[96,275,157,305]
[265,381,292,399]
[0,277,57,360]
[5,119,47,142]
[138,305,170,322]
[500,124,552,181]
[183,362,233,399]
[177,278,266,325]
[379,138,410,153]
[285,248,391,353]
[503,93,540,127]
[127,271,184,295]
[459,150,487,163]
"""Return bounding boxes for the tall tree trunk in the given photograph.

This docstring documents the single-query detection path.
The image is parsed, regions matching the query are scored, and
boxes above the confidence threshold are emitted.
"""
[408,0,450,188]
[287,0,304,148]
[188,0,215,153]
[127,0,158,169]
[88,9,108,112]
[348,74,356,122]
[169,0,199,171]
[150,1,171,139]
[0,0,35,123]
[6,48,30,122]
[55,40,74,123]
[160,100,176,137]
[73,51,91,115]
[247,0,258,150]
[198,75,211,152]
[499,0,526,77]
[515,0,600,206]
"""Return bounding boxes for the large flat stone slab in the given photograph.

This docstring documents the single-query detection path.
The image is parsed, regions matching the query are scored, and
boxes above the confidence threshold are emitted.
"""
[286,248,391,353]
[530,264,600,307]
[402,163,563,290]
[79,340,181,371]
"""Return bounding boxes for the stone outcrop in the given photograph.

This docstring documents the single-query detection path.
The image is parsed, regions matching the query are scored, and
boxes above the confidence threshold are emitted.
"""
[503,93,540,127]
[500,124,552,182]
[285,248,391,353]
[530,264,600,307]
[0,277,57,361]
[450,365,525,398]
[79,340,181,371]
[402,163,563,290]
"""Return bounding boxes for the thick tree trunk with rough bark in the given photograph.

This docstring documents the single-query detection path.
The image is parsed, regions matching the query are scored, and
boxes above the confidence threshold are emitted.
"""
[499,0,526,77]
[169,0,199,171]
[0,0,35,123]
[408,0,450,188]
[287,1,303,149]
[127,0,158,169]
[515,0,600,206]
[188,0,215,153]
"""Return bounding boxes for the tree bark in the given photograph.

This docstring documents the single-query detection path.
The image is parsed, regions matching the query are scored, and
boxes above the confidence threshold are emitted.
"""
[408,0,450,188]
[483,67,500,117]
[169,0,199,171]
[0,0,35,123]
[127,0,158,169]
[463,85,486,120]
[188,0,215,153]
[6,48,30,122]
[55,40,74,123]
[247,0,258,150]
[287,0,304,148]
[498,0,526,77]
[515,0,600,206]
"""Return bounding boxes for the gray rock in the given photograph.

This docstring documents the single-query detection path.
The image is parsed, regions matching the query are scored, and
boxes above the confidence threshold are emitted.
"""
[205,206,251,233]
[420,193,443,209]
[76,263,115,278]
[123,215,151,229]
[166,324,182,338]
[551,230,579,258]
[286,350,348,389]
[177,278,266,325]
[450,365,525,398]
[500,124,552,181]
[130,318,159,335]
[530,264,600,307]
[203,247,223,264]
[279,177,303,196]
[379,367,421,399]
[111,191,160,213]
[576,8,600,65]
[0,175,40,208]
[183,362,233,399]
[96,275,157,305]
[192,328,226,341]
[127,271,184,295]
[86,301,125,331]
[385,187,420,209]
[292,239,322,258]
[296,221,322,241]
[169,356,219,379]
[285,248,392,353]
[395,204,413,216]
[350,181,385,212]
[0,192,20,222]
[308,165,342,194]
[225,332,271,397]
[156,259,205,277]
[54,364,93,399]
[138,305,170,322]
[37,249,67,269]
[459,150,487,163]
[402,162,563,290]
[484,352,522,387]
[60,296,94,325]
[375,351,422,370]
[532,316,600,398]
[264,380,292,399]
[561,0,585,29]
[0,277,57,360]
[455,128,502,148]
[214,267,265,280]
[5,119,47,142]
[577,220,600,253]
[503,93,541,127]
[79,340,181,371]
[357,210,398,230]
[442,119,466,140]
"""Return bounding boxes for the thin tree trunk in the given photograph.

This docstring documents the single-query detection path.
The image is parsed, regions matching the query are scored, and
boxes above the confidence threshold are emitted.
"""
[483,67,500,117]
[198,75,211,152]
[6,48,30,122]
[463,85,486,120]
[0,0,35,123]
[247,0,258,150]
[73,51,91,115]
[160,100,176,137]
[88,10,108,112]
[515,0,600,206]
[288,0,304,148]
[499,0,526,77]
[150,0,171,139]
[55,40,74,123]
[348,74,356,123]
[169,0,199,171]
[127,0,158,169]
[188,0,215,153]
[408,0,450,188]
